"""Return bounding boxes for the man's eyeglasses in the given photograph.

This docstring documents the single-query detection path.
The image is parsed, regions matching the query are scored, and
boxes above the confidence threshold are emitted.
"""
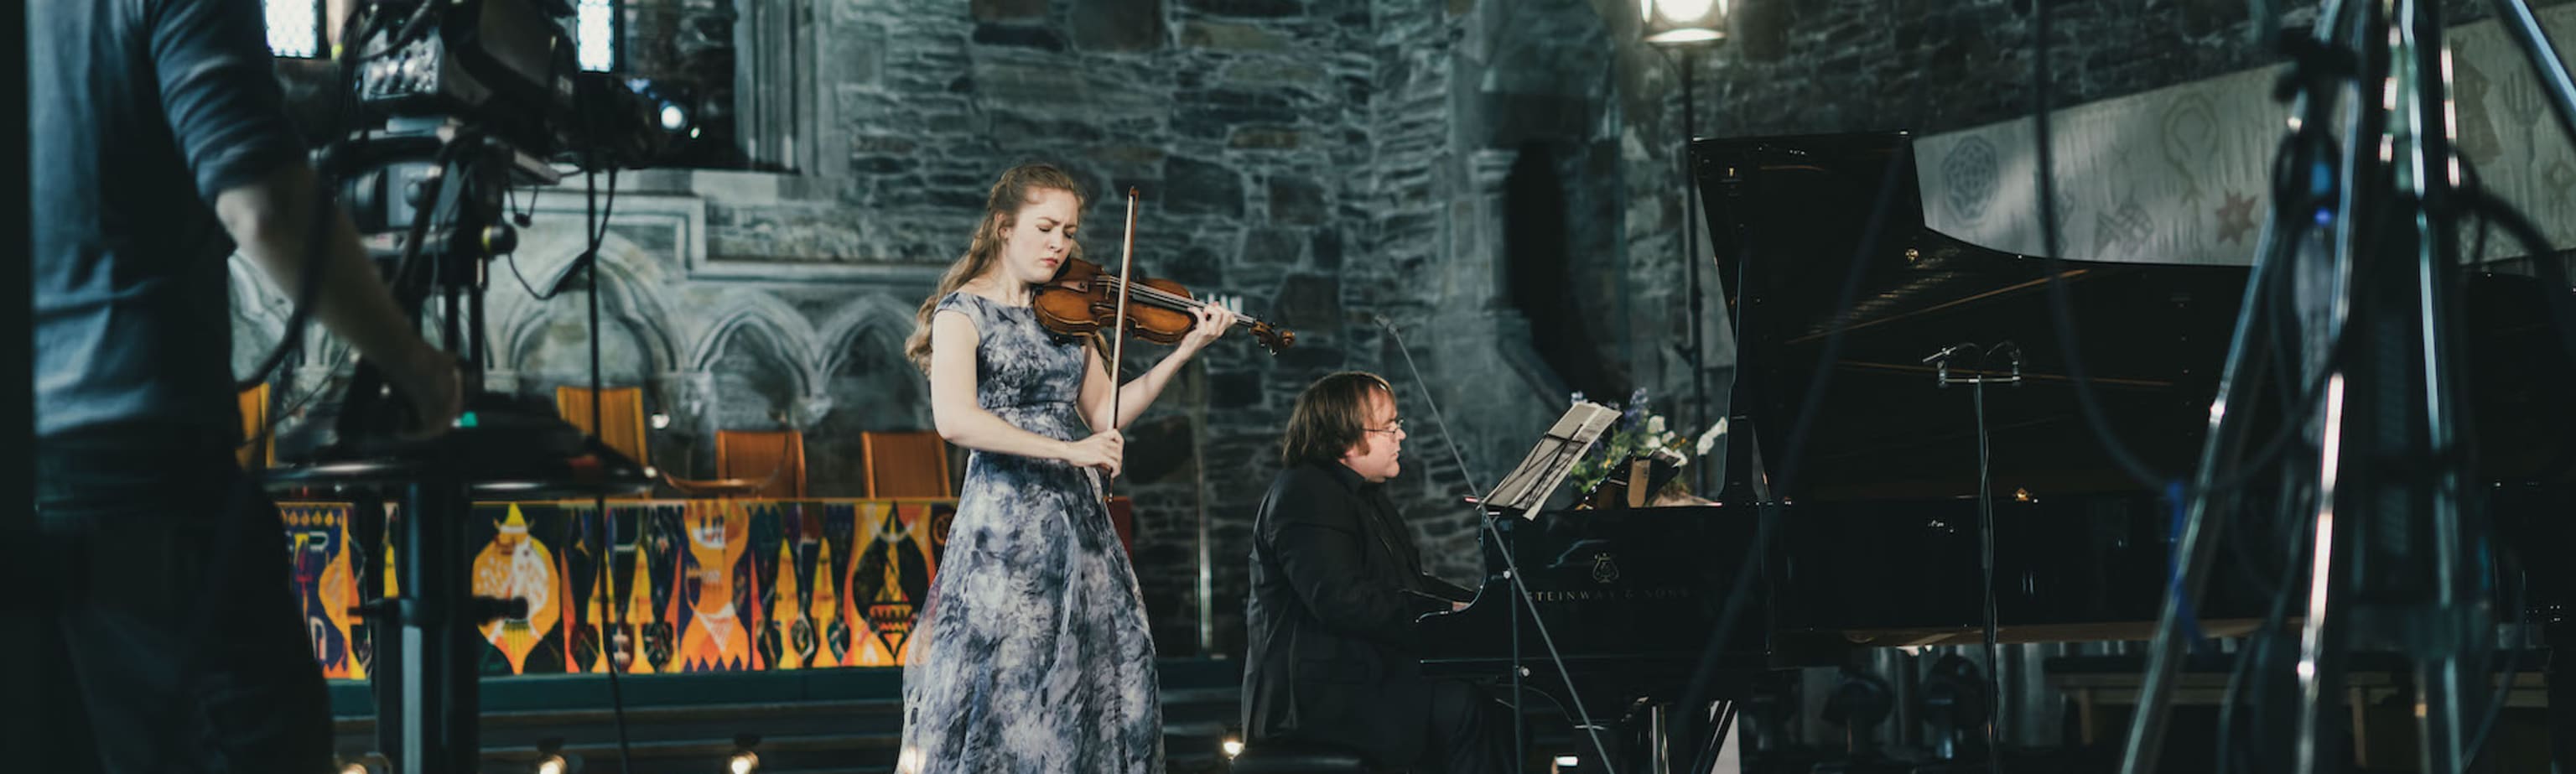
[1365,418,1405,435]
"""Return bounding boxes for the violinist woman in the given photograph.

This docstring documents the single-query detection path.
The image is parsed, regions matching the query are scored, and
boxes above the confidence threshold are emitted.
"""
[896,162,1235,773]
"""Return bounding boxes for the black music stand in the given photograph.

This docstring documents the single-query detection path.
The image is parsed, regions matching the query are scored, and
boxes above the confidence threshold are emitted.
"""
[1472,401,1618,769]
[1482,402,1623,517]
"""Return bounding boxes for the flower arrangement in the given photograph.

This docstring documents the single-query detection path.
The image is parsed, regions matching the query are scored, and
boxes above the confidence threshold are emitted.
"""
[1566,387,1725,506]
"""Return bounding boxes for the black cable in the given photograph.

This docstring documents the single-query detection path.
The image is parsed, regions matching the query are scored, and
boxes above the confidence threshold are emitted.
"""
[2030,0,2186,494]
[574,86,641,774]
[236,8,393,392]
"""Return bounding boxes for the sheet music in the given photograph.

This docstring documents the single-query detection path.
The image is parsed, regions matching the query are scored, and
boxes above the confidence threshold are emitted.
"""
[1480,402,1622,516]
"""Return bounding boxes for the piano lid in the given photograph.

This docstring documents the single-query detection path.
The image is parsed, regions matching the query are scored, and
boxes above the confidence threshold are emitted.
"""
[1688,132,2576,501]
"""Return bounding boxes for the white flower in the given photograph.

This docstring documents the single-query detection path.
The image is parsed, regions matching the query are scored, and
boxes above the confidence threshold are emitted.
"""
[1695,418,1727,455]
[1646,415,1667,434]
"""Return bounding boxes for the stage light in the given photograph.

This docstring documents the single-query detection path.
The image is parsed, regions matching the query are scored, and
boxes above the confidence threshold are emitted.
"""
[729,734,762,774]
[1222,735,1244,759]
[1642,0,1727,45]
[1555,754,1582,769]
[335,751,377,774]
[536,736,580,774]
[623,78,700,153]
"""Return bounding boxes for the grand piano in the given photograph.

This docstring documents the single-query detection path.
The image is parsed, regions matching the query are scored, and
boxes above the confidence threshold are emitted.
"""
[1414,131,2575,771]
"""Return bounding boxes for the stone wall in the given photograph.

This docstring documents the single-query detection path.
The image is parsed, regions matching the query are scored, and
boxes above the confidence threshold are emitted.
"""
[236,0,2572,660]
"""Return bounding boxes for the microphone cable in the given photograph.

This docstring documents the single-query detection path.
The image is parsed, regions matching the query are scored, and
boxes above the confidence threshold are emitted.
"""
[1374,313,1625,774]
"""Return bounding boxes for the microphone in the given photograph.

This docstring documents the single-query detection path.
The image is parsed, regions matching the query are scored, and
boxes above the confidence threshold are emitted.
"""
[1920,343,1973,365]
[1924,342,1987,387]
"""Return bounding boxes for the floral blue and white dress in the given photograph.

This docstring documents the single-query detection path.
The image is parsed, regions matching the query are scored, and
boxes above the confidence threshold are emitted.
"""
[898,291,1163,773]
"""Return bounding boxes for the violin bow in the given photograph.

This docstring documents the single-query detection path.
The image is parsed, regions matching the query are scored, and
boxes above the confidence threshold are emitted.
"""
[1104,187,1142,496]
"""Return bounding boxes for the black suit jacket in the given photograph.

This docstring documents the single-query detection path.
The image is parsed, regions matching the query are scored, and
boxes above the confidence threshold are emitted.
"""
[1241,461,1475,765]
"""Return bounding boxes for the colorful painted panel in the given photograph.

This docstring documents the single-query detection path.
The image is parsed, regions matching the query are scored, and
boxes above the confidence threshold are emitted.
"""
[280,499,955,678]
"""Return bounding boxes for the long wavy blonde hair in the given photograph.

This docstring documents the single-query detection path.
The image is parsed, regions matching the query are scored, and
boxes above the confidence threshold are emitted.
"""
[906,163,1089,372]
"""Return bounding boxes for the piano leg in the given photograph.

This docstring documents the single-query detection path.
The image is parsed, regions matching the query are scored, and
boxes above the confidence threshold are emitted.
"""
[1648,704,1669,774]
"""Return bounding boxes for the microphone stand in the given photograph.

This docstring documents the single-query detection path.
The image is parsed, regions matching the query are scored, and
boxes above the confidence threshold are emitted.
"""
[1925,342,2022,774]
[1375,314,1631,774]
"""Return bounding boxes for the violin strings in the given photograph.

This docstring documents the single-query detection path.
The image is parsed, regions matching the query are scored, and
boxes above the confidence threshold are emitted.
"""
[1100,276,1256,325]
[1100,276,1199,309]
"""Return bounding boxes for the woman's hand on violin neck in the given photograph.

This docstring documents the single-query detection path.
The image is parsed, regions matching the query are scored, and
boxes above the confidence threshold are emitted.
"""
[1060,429,1125,479]
[1176,303,1239,355]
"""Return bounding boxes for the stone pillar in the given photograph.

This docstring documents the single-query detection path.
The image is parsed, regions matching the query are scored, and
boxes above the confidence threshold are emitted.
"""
[1396,148,1571,580]
[782,394,836,432]
[1457,148,1519,306]
[654,371,716,426]
[480,368,523,395]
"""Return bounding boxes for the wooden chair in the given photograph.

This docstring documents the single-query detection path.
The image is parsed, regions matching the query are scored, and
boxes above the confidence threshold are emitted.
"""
[554,386,649,466]
[659,472,771,499]
[236,383,273,470]
[716,429,807,500]
[859,430,955,498]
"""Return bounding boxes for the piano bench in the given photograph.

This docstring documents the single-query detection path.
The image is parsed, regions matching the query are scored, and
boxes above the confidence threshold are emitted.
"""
[1228,740,1394,774]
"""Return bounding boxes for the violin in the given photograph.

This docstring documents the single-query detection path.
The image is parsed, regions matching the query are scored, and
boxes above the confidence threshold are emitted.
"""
[1032,255,1296,355]
[1031,187,1296,355]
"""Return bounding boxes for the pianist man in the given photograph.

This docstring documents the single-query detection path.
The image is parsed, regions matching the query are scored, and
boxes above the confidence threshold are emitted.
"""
[1243,371,1505,772]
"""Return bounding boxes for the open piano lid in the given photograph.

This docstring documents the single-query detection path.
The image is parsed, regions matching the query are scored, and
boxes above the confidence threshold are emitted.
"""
[1689,131,2576,501]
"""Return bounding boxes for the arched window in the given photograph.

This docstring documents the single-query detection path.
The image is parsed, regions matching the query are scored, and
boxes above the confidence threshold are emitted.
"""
[265,1,618,72]
[576,0,620,72]
[262,0,795,173]
[262,0,324,59]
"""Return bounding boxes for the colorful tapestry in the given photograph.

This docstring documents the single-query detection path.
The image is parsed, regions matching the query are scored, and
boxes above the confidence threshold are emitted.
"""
[281,498,956,678]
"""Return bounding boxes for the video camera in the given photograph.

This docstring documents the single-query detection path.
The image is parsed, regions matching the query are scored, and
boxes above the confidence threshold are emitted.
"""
[346,0,662,168]
[295,0,664,455]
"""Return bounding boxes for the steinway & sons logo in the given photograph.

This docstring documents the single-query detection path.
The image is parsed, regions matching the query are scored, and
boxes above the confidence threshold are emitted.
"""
[1524,552,1694,603]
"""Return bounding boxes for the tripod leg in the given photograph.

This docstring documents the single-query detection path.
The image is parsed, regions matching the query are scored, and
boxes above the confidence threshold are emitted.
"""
[2290,417,2353,774]
[396,482,433,774]
[392,481,483,774]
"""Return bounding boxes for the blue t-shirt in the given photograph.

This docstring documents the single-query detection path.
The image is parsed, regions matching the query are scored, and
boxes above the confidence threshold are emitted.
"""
[32,0,308,440]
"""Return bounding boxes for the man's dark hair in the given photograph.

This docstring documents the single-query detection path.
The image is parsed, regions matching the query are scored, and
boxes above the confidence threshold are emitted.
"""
[1280,371,1394,467]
